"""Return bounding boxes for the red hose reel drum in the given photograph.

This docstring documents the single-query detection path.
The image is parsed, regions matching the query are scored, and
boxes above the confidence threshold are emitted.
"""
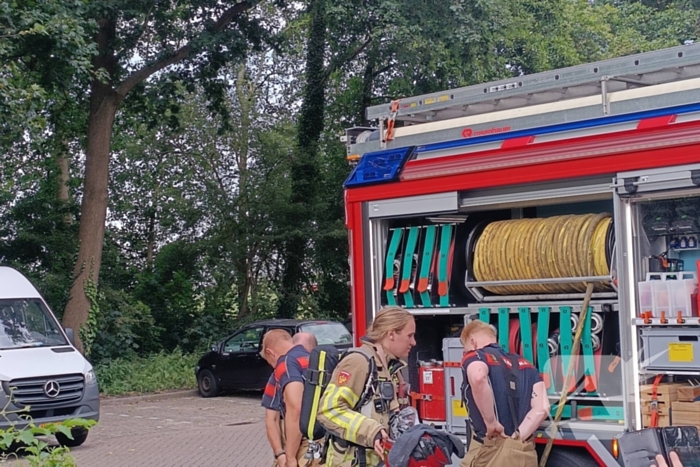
[417,360,446,422]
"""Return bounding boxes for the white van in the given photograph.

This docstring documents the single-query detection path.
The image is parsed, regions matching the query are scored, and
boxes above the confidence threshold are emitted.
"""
[0,267,99,446]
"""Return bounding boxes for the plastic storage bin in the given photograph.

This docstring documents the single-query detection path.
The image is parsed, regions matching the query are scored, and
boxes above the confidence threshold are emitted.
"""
[668,272,698,317]
[638,280,654,315]
[652,276,671,317]
[638,273,697,318]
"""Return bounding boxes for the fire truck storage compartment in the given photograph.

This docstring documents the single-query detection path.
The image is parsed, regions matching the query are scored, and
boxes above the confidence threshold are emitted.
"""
[377,182,625,424]
[379,197,616,310]
[407,314,462,409]
[633,192,700,321]
[630,188,700,392]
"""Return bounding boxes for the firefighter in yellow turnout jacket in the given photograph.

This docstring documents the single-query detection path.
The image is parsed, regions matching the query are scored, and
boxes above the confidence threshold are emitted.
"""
[317,307,416,467]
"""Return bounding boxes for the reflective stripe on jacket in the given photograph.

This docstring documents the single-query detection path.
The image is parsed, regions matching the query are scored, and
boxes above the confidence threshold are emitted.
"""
[317,342,406,467]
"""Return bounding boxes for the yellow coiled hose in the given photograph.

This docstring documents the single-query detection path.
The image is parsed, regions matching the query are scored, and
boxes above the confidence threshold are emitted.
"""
[473,213,612,295]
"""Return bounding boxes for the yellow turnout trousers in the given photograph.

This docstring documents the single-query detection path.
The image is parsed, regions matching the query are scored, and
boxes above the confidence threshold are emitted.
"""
[460,436,537,467]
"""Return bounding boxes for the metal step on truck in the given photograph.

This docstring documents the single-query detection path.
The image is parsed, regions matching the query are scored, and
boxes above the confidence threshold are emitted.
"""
[341,43,700,466]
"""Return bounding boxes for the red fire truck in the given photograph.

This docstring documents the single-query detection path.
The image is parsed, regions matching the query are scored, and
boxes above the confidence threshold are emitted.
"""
[342,43,700,466]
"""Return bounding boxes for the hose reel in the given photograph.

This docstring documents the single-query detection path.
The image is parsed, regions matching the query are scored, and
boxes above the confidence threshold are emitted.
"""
[466,213,615,297]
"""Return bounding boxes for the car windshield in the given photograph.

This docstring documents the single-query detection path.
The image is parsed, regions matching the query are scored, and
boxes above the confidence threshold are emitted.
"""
[0,299,67,350]
[301,322,352,346]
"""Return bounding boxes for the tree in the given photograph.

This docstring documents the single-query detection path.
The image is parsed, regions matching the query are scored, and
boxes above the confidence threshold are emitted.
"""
[103,58,296,352]
[62,0,277,352]
[0,0,95,150]
[277,0,328,318]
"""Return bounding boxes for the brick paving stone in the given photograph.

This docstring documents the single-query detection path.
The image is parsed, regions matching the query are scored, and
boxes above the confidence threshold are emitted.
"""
[3,390,469,467]
[9,392,274,467]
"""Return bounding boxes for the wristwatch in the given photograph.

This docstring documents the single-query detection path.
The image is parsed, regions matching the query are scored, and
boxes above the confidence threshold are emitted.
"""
[274,451,286,459]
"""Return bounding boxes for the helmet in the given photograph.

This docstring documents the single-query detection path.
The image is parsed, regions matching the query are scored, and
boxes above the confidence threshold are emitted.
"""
[386,424,464,467]
[406,434,450,467]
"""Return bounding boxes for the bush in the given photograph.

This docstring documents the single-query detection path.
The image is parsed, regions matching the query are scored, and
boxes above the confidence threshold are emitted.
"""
[0,388,96,466]
[94,349,199,396]
[0,419,95,467]
[88,287,161,363]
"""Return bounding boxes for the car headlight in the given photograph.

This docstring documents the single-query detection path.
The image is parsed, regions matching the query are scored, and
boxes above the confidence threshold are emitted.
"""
[85,370,97,385]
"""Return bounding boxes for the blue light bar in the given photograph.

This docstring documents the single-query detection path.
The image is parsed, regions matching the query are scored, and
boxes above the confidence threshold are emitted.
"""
[344,146,415,188]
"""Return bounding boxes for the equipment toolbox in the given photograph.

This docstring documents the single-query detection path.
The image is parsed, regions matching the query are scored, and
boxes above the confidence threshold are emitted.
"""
[641,329,700,371]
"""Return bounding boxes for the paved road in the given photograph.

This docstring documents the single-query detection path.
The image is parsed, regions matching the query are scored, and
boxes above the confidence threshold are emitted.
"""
[10,391,465,467]
[69,391,272,467]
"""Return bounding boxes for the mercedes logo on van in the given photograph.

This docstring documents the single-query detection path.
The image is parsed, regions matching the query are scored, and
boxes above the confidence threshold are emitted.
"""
[44,380,60,398]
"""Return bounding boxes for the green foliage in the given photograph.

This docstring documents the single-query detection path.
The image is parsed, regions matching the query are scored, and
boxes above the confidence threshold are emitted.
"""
[0,154,79,319]
[0,388,95,466]
[0,424,81,467]
[0,0,95,149]
[94,349,199,396]
[79,276,100,358]
[132,240,207,353]
[87,287,160,363]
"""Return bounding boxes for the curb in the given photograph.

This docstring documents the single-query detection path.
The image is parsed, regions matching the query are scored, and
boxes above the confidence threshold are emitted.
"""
[101,389,199,404]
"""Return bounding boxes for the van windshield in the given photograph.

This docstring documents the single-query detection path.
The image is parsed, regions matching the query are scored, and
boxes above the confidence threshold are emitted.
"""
[0,299,67,350]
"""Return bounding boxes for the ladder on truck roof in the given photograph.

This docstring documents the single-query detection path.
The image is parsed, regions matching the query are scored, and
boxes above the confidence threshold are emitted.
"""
[345,43,700,159]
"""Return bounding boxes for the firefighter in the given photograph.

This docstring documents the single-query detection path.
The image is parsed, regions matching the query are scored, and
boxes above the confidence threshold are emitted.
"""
[317,306,416,467]
[261,329,320,467]
[459,320,549,467]
[293,332,318,352]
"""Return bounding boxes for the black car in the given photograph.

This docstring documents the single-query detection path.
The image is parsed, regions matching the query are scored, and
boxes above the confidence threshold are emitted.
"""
[195,319,353,397]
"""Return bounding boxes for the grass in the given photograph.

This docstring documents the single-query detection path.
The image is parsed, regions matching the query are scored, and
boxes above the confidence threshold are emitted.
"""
[94,349,200,397]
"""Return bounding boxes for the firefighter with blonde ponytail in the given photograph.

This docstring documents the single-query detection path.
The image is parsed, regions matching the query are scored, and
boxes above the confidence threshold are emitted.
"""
[317,306,416,467]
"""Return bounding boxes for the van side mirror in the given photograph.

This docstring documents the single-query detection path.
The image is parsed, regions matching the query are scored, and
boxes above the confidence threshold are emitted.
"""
[65,328,76,346]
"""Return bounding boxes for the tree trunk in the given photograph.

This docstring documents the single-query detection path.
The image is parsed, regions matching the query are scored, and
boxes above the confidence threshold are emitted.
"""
[359,55,375,127]
[239,265,253,319]
[62,18,119,353]
[62,95,119,352]
[234,64,254,319]
[56,143,73,226]
[277,0,327,319]
[146,208,155,267]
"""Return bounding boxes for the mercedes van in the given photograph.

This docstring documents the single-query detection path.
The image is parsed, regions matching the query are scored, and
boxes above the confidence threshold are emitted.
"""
[0,267,99,446]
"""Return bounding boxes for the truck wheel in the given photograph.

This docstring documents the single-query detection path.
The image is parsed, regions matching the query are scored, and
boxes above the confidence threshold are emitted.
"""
[539,447,599,466]
[56,427,89,448]
[197,369,220,398]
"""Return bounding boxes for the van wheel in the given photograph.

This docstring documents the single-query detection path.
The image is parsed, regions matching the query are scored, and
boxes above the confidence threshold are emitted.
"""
[538,447,599,466]
[56,428,89,448]
[198,369,220,398]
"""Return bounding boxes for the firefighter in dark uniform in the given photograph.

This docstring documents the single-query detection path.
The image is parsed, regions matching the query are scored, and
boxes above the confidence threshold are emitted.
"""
[261,329,321,467]
[459,320,550,467]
